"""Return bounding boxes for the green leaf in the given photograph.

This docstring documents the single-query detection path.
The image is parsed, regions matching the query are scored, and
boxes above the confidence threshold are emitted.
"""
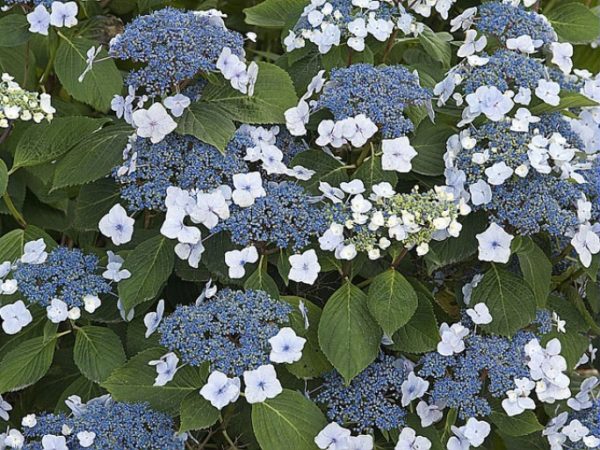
[13,117,109,170]
[74,326,127,383]
[318,282,381,383]
[547,3,600,44]
[352,155,397,190]
[54,36,122,112]
[53,123,132,189]
[0,160,8,196]
[472,265,537,337]
[529,92,598,115]
[179,392,220,432]
[512,237,552,308]
[176,102,236,153]
[0,15,30,47]
[282,296,332,379]
[244,0,307,28]
[489,411,544,437]
[244,262,279,299]
[391,282,439,353]
[0,45,35,89]
[252,389,327,450]
[102,348,205,414]
[201,62,298,124]
[0,335,56,393]
[74,179,120,231]
[291,150,348,194]
[411,121,455,177]
[367,269,418,336]
[118,236,175,311]
[418,27,451,68]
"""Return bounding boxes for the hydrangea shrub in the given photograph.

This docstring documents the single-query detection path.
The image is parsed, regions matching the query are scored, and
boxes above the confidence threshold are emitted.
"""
[0,0,599,449]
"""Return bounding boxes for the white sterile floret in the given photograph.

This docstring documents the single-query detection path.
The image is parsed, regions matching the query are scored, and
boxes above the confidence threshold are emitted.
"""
[243,364,283,403]
[571,224,600,268]
[144,299,165,338]
[225,246,259,279]
[457,30,487,58]
[506,34,542,54]
[315,422,351,450]
[465,86,514,122]
[175,242,205,269]
[189,190,230,229]
[395,427,432,450]
[83,295,101,314]
[525,338,571,403]
[231,172,266,207]
[160,209,201,244]
[163,94,190,118]
[46,298,69,323]
[98,204,135,246]
[340,179,365,195]
[50,1,78,28]
[132,103,177,144]
[77,431,96,448]
[469,179,492,206]
[347,435,374,450]
[102,251,131,282]
[437,322,469,356]
[416,400,444,427]
[316,182,342,203]
[21,414,36,428]
[21,238,48,264]
[551,42,574,75]
[27,5,51,35]
[476,222,514,263]
[382,137,417,172]
[268,327,306,363]
[511,108,540,132]
[0,300,33,335]
[562,420,590,443]
[535,79,561,106]
[502,377,536,416]
[401,371,429,406]
[289,249,321,285]
[148,352,179,387]
[200,371,241,410]
[466,302,492,325]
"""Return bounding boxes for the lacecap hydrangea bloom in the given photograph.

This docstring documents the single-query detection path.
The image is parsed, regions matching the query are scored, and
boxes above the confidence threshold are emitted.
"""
[158,289,292,376]
[20,396,183,450]
[0,73,54,128]
[109,7,244,95]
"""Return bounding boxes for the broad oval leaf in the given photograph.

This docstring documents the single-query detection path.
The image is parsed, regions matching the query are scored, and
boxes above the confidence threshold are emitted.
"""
[74,326,127,383]
[0,335,57,393]
[179,391,220,432]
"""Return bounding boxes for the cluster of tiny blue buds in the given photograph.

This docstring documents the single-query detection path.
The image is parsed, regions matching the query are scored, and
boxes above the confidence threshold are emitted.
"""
[476,2,557,45]
[458,50,579,95]
[216,181,328,251]
[22,401,183,450]
[455,114,591,236]
[317,63,432,138]
[109,7,244,95]
[158,289,292,376]
[570,400,600,450]
[315,354,408,433]
[13,247,111,308]
[418,330,537,419]
[115,131,251,213]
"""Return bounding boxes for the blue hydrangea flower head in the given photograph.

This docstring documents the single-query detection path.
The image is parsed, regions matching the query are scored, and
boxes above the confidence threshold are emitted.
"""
[13,247,111,308]
[109,7,244,95]
[216,181,328,251]
[476,2,557,45]
[317,63,432,138]
[115,130,252,212]
[455,114,591,237]
[418,330,536,419]
[458,50,580,95]
[159,289,292,376]
[22,400,183,450]
[315,354,409,432]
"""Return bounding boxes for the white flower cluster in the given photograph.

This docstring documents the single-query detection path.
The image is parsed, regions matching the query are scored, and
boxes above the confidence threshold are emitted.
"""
[284,0,457,54]
[319,180,465,261]
[216,47,259,95]
[0,74,55,128]
[525,338,571,404]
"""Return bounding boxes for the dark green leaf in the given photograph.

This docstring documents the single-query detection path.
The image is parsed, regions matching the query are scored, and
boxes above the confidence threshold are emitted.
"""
[74,326,127,383]
[0,335,56,393]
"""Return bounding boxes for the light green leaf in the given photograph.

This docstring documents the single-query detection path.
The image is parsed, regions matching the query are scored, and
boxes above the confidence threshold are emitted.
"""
[52,123,132,189]
[54,36,122,112]
[418,27,451,68]
[0,15,30,47]
[472,265,537,337]
[252,389,327,450]
[102,348,205,415]
[13,117,109,170]
[74,326,127,383]
[0,335,57,393]
[318,282,381,383]
[411,121,455,177]
[201,62,298,124]
[0,225,56,263]
[391,282,439,353]
[0,160,8,196]
[490,411,544,437]
[529,92,598,115]
[244,0,307,28]
[118,236,175,311]
[176,102,236,153]
[179,392,220,432]
[512,237,552,308]
[367,269,418,336]
[547,3,600,44]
